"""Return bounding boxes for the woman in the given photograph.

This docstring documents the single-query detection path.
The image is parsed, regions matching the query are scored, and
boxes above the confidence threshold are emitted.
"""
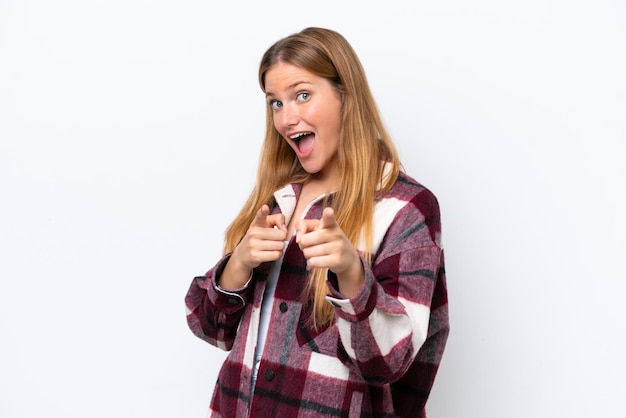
[185,27,449,417]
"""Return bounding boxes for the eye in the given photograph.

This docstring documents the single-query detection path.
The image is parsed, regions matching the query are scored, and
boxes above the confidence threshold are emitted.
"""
[296,92,310,102]
[269,99,282,110]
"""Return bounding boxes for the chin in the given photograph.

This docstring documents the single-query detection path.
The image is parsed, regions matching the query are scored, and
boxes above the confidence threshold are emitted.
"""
[299,161,319,174]
[302,166,323,175]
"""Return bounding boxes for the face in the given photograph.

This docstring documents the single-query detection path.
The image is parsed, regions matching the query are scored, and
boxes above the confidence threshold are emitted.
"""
[264,62,343,182]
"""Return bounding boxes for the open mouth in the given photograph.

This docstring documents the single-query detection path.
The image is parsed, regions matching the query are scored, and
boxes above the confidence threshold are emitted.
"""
[290,132,315,155]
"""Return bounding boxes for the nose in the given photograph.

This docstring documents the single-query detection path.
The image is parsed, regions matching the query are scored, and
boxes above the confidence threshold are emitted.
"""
[278,102,299,129]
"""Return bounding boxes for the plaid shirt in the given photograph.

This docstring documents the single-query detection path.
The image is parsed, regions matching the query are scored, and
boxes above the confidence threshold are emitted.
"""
[185,171,449,417]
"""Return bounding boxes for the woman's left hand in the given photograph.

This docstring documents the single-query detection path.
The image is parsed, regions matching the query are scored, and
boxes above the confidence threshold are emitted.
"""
[295,207,364,298]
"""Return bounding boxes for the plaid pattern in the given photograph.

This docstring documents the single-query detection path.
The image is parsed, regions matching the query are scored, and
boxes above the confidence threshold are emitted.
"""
[185,171,449,417]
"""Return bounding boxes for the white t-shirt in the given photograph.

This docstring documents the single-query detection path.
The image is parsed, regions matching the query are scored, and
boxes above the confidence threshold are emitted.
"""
[251,241,289,389]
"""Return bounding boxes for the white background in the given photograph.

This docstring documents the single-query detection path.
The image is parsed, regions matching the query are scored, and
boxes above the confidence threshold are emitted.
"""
[1,1,625,417]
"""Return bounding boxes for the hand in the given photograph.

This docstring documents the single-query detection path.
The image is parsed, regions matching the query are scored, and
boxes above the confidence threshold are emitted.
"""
[221,205,287,289]
[296,207,364,297]
[234,205,288,269]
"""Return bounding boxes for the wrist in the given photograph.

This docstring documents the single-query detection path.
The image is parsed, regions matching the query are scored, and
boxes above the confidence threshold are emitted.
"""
[335,252,364,298]
[219,255,253,290]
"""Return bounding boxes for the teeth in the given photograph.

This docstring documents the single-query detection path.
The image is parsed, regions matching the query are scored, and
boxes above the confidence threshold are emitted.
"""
[290,132,311,140]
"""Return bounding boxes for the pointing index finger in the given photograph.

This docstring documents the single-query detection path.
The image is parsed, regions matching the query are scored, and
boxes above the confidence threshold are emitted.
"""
[251,205,270,227]
[318,207,336,230]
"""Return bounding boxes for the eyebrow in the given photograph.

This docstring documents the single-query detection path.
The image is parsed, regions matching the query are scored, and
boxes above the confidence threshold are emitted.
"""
[265,80,311,97]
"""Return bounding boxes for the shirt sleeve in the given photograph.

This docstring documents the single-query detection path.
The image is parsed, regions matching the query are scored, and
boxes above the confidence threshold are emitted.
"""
[185,253,254,351]
[325,187,448,385]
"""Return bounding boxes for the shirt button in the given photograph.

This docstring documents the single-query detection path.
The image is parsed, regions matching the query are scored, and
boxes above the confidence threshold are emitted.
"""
[279,302,288,313]
[265,370,275,381]
[227,297,240,305]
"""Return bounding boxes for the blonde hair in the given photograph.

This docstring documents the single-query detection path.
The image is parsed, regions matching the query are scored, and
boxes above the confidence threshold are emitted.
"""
[224,27,401,328]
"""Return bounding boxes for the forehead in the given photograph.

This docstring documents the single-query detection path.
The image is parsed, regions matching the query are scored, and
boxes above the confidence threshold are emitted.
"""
[264,62,320,93]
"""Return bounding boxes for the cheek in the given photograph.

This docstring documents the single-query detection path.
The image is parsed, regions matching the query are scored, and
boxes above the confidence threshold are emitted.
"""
[272,124,289,144]
[317,104,341,131]
[323,111,342,136]
[272,116,282,134]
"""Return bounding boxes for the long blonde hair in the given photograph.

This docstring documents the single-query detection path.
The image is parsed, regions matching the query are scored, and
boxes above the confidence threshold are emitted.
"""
[224,27,401,328]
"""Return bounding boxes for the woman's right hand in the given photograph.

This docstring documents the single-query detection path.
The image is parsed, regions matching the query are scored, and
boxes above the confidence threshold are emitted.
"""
[219,205,288,290]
